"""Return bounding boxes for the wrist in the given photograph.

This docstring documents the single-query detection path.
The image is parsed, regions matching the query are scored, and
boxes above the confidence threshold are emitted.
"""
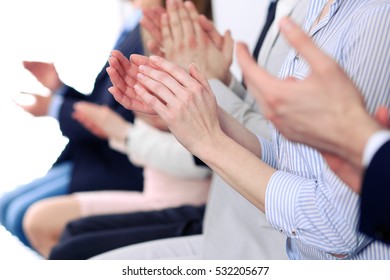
[338,114,382,168]
[194,129,230,164]
[112,122,132,143]
[50,82,64,94]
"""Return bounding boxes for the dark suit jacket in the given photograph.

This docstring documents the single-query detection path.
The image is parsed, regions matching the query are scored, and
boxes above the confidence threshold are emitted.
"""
[55,24,144,193]
[360,140,390,244]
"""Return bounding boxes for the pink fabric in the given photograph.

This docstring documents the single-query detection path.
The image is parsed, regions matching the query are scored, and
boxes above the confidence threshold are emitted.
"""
[74,167,210,217]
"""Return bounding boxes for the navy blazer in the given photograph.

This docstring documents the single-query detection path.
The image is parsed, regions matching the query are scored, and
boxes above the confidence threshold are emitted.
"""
[55,24,144,193]
[360,140,390,244]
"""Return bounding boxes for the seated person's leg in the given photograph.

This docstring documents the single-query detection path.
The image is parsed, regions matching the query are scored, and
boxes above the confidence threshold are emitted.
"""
[0,162,72,225]
[1,162,72,246]
[64,205,206,237]
[49,205,205,259]
[23,195,81,258]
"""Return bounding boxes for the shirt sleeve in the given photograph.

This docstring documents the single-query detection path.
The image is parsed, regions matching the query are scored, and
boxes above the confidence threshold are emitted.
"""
[265,167,373,256]
[47,85,67,119]
[264,4,390,256]
[228,75,247,100]
[362,130,390,167]
[126,119,211,179]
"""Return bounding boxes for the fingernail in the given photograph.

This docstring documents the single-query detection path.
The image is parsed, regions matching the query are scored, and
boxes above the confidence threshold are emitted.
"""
[150,56,159,62]
[280,17,294,32]
[139,65,146,71]
[134,84,141,92]
[137,73,145,80]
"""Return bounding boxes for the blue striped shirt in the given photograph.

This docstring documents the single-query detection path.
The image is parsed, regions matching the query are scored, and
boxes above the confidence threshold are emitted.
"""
[260,0,390,259]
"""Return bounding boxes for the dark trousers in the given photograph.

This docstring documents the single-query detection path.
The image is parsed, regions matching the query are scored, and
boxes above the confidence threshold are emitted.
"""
[48,205,205,260]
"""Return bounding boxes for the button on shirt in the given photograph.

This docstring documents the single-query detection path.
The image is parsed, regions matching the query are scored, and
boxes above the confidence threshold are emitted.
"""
[260,0,390,259]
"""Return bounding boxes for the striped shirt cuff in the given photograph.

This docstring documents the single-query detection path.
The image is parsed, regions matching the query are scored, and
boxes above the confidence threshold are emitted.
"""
[265,171,308,238]
[259,136,277,168]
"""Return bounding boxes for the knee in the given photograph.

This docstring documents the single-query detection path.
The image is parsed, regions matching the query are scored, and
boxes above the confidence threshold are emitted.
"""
[23,202,50,242]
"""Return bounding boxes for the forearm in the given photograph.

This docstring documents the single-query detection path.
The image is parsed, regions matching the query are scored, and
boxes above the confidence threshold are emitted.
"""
[195,130,275,212]
[217,106,262,158]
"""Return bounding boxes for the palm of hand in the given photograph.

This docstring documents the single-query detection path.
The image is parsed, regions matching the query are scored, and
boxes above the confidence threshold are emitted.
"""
[23,61,61,92]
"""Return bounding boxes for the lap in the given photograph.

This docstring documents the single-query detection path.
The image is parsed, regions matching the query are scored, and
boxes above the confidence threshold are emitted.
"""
[49,205,206,259]
[63,204,206,237]
[91,235,204,260]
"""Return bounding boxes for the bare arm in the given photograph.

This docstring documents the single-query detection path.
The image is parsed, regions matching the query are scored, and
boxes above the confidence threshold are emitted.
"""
[132,55,275,211]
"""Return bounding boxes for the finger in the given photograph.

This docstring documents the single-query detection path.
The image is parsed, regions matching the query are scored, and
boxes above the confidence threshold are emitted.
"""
[141,9,163,42]
[134,83,169,119]
[109,86,156,115]
[178,2,195,42]
[237,42,289,116]
[374,106,390,128]
[108,86,134,110]
[22,61,35,71]
[184,1,204,43]
[130,54,158,69]
[236,42,278,91]
[167,0,183,43]
[148,55,199,89]
[73,102,101,119]
[109,50,131,78]
[137,65,182,105]
[188,63,213,94]
[147,40,165,57]
[74,110,107,139]
[142,5,165,30]
[110,54,156,92]
[106,66,132,94]
[222,30,234,63]
[198,15,223,49]
[279,17,333,73]
[141,17,163,43]
[161,13,174,53]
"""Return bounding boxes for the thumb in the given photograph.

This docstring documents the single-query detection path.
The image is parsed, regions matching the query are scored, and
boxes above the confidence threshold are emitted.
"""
[374,106,390,128]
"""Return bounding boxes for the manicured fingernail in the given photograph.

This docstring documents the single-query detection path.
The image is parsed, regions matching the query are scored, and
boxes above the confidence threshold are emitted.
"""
[139,65,146,71]
[137,73,145,80]
[150,56,159,62]
[134,84,141,92]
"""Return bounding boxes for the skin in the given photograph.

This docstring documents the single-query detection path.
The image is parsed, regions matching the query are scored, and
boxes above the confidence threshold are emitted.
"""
[108,52,273,212]
[21,0,166,258]
[23,196,81,258]
[141,0,233,84]
[107,16,388,204]
[14,0,162,117]
[72,102,131,141]
[236,17,387,193]
[15,62,62,116]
